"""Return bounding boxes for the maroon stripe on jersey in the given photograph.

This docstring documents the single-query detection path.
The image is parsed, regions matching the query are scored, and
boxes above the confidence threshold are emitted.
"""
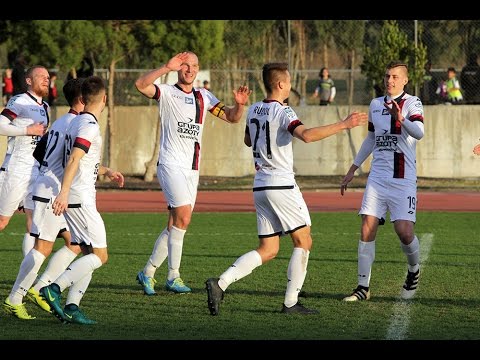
[390,98,405,135]
[193,90,205,124]
[42,103,49,126]
[68,109,79,115]
[1,108,17,121]
[409,114,424,123]
[191,141,200,170]
[368,121,375,132]
[152,84,160,101]
[287,120,303,135]
[73,137,91,153]
[390,116,402,134]
[393,152,405,178]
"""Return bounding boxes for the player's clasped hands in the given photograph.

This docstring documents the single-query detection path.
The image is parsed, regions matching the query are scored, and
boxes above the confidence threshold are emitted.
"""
[233,85,252,106]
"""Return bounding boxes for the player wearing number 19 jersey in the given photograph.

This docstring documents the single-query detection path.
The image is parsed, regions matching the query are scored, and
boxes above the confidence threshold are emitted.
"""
[341,61,425,302]
[205,62,367,316]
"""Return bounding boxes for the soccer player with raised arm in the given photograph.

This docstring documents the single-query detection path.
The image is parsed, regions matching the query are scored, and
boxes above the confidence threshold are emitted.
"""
[0,66,48,255]
[205,62,367,315]
[340,61,425,302]
[134,51,251,295]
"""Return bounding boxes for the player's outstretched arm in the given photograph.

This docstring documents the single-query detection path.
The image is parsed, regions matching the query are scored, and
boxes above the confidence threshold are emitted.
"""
[294,111,368,143]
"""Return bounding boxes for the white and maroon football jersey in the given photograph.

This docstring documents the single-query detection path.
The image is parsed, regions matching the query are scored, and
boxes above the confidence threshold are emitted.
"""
[64,111,102,204]
[153,84,222,171]
[368,92,424,180]
[245,100,303,187]
[34,109,79,197]
[0,92,49,174]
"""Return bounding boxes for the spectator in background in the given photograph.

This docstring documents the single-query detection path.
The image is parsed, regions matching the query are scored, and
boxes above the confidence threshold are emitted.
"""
[2,68,13,105]
[445,67,463,104]
[420,61,438,105]
[203,80,211,91]
[48,72,58,106]
[312,67,336,106]
[436,78,448,104]
[461,53,480,104]
[12,55,27,96]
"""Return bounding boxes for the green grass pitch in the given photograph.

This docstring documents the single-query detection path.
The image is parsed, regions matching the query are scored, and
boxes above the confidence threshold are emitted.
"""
[0,211,479,340]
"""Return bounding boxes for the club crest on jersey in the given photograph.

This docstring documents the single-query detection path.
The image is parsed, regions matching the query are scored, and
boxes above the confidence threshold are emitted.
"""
[40,109,45,116]
[382,109,390,115]
[185,97,194,105]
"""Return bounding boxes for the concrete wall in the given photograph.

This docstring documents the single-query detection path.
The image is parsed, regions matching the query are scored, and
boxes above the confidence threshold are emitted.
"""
[2,105,479,178]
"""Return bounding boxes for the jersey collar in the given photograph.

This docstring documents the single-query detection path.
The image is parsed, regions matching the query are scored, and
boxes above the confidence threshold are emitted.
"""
[384,91,406,104]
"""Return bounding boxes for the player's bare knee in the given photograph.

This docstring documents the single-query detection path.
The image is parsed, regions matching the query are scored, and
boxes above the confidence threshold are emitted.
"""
[0,218,10,231]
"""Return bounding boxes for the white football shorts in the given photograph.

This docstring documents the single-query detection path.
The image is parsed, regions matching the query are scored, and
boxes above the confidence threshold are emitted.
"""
[157,163,198,209]
[64,203,107,248]
[0,169,37,216]
[30,196,69,242]
[253,183,311,238]
[359,176,417,223]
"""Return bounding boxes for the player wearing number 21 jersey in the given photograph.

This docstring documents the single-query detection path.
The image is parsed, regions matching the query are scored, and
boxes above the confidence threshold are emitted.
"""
[205,62,367,316]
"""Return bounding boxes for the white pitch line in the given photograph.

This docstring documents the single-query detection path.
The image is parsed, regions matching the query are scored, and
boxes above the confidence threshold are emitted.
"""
[385,233,433,340]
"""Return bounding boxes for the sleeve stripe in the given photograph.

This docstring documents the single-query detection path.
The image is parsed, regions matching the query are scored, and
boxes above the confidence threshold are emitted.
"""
[409,114,424,123]
[73,137,91,153]
[287,119,303,135]
[1,108,17,121]
[153,84,160,101]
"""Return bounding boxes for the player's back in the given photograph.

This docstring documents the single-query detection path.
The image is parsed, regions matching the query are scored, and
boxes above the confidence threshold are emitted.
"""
[34,111,78,198]
[39,111,78,180]
[245,100,298,186]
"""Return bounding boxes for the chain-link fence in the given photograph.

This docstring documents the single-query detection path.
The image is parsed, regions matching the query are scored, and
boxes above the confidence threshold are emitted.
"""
[2,20,479,107]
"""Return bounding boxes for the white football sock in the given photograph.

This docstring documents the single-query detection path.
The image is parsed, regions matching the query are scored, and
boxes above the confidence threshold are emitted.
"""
[55,253,102,292]
[401,235,420,273]
[22,233,35,257]
[8,248,45,305]
[167,226,186,281]
[33,246,78,292]
[284,248,309,307]
[66,270,93,306]
[358,240,375,288]
[218,250,262,291]
[144,227,169,278]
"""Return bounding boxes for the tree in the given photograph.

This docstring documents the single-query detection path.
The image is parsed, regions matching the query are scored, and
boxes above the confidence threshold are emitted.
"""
[361,20,427,97]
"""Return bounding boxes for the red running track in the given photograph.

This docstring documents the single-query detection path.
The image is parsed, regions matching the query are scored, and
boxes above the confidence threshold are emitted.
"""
[96,190,480,213]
